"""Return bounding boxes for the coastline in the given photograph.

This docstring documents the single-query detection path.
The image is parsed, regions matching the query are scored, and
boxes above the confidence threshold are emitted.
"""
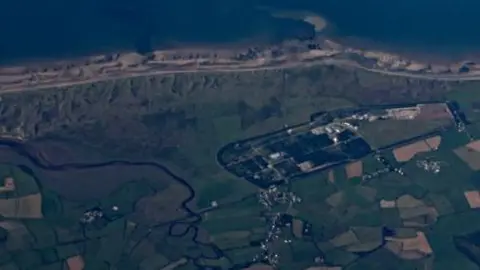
[3,9,480,93]
[2,40,480,94]
[330,35,480,64]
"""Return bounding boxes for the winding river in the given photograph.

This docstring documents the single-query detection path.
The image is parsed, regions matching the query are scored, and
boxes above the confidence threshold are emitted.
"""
[0,138,228,268]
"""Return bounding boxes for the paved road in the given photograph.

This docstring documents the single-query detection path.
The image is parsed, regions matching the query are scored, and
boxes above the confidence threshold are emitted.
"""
[354,64,480,81]
[2,58,480,93]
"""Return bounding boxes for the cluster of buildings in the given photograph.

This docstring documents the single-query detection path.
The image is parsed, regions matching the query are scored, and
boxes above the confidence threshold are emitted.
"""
[222,103,455,189]
[385,107,420,120]
[258,185,302,210]
[346,106,421,122]
[80,208,104,224]
[310,122,356,144]
[79,205,120,224]
[226,101,465,269]
[416,159,442,174]
[254,186,303,267]
[222,119,371,188]
[363,153,405,182]
[446,101,469,134]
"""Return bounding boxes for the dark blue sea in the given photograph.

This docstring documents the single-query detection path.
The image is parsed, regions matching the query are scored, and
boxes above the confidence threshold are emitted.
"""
[1,0,480,63]
[269,0,480,58]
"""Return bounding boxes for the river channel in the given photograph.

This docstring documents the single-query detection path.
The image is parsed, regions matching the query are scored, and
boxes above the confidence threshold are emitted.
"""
[0,139,228,267]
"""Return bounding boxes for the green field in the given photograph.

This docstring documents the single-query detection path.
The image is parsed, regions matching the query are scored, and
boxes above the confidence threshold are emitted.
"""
[357,118,450,149]
[1,60,480,269]
[0,162,223,270]
[0,116,479,269]
[200,101,480,269]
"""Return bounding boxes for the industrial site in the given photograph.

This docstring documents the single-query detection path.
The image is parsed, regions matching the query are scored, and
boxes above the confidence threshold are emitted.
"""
[218,102,458,188]
[212,99,480,270]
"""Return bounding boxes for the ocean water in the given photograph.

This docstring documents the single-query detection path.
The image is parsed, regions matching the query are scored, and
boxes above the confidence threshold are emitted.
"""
[1,0,480,63]
[0,0,313,63]
[262,0,480,58]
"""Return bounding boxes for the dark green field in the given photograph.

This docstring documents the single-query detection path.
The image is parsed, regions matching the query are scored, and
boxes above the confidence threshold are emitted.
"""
[0,65,480,269]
